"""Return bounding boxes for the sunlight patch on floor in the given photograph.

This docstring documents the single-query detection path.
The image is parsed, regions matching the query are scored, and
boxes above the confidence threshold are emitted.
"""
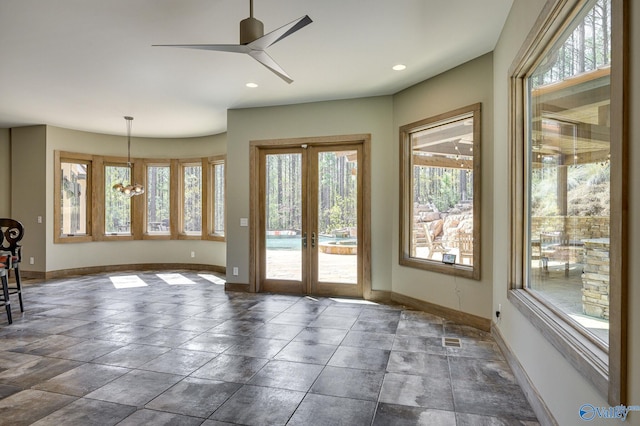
[110,275,148,289]
[156,273,196,285]
[198,274,226,285]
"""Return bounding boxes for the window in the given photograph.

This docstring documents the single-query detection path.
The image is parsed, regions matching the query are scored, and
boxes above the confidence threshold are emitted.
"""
[146,164,171,234]
[54,152,224,243]
[54,152,92,242]
[181,161,202,236]
[208,156,225,239]
[104,164,132,235]
[509,0,626,402]
[399,103,481,280]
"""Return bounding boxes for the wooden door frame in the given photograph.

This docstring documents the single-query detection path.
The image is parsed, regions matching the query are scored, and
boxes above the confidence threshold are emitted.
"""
[249,134,372,298]
[308,143,363,297]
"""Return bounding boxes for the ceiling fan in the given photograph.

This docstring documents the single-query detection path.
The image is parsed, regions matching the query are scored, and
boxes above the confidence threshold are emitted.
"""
[153,0,312,84]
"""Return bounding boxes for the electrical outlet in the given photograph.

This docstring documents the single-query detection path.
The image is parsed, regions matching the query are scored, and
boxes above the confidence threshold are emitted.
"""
[29,257,35,265]
[37,216,42,224]
[232,267,239,276]
[190,251,195,258]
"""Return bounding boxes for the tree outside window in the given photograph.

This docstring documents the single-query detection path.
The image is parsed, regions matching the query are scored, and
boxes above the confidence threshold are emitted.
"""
[105,165,131,234]
[210,160,225,236]
[183,164,202,234]
[147,165,170,233]
[60,160,89,236]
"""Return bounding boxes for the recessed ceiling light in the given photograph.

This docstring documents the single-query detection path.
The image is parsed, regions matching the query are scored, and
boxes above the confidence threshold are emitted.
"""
[246,82,258,88]
[392,64,407,71]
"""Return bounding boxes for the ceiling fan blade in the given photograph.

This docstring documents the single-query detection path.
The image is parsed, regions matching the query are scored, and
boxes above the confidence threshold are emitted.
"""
[248,15,312,50]
[248,50,294,84]
[152,44,250,54]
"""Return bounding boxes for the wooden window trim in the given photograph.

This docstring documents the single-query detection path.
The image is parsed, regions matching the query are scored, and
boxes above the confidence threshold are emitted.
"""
[507,0,628,404]
[399,103,482,280]
[54,152,224,244]
[178,158,204,240]
[54,151,93,243]
[102,156,135,241]
[206,155,226,242]
[142,160,172,240]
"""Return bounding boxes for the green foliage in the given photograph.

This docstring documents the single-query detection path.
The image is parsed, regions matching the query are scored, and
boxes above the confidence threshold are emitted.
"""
[147,166,170,226]
[531,161,610,217]
[323,194,356,235]
[413,166,471,212]
[265,152,357,235]
[183,166,202,232]
[105,166,131,233]
[531,0,610,87]
[531,162,559,216]
[433,173,457,212]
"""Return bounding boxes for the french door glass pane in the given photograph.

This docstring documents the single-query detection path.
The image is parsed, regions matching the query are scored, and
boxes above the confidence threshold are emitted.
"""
[317,150,358,284]
[527,0,610,344]
[183,165,202,234]
[60,161,89,235]
[147,165,170,233]
[105,165,131,234]
[265,153,302,281]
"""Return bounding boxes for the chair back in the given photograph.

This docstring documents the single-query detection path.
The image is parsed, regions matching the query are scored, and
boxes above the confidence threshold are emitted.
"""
[540,231,563,250]
[0,218,25,258]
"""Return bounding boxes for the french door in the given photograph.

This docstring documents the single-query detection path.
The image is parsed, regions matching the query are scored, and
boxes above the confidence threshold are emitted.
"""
[253,141,365,297]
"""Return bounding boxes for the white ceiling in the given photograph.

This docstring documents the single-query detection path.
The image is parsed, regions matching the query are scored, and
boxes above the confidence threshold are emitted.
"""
[0,0,513,138]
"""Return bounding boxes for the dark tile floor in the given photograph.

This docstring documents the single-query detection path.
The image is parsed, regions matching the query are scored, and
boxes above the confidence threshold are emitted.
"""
[0,271,539,425]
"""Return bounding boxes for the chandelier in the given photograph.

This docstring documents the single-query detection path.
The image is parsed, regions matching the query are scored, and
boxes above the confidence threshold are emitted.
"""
[112,116,144,197]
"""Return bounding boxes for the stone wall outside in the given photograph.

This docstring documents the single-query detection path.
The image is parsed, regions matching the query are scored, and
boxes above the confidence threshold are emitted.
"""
[530,216,609,240]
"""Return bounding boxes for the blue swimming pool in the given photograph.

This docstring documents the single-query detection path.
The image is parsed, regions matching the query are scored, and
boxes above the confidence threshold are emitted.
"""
[266,235,353,250]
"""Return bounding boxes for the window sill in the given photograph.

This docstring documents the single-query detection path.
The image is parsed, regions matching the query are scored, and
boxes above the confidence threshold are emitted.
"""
[508,289,608,397]
[55,235,93,244]
[399,256,477,280]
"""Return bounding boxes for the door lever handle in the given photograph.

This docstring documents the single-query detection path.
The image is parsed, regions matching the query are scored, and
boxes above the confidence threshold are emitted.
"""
[311,232,316,248]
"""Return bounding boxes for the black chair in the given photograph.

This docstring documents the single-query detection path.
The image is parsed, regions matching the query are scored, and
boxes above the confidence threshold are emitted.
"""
[0,218,24,315]
[0,263,10,323]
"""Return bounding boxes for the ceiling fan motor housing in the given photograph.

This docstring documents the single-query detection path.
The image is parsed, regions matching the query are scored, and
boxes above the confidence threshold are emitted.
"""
[240,17,264,44]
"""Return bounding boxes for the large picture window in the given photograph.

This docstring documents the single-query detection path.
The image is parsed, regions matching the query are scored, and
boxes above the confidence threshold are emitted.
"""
[399,103,481,280]
[509,0,626,402]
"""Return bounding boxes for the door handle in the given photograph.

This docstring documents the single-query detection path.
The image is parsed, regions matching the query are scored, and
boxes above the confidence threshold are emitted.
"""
[302,232,307,248]
[311,232,316,248]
